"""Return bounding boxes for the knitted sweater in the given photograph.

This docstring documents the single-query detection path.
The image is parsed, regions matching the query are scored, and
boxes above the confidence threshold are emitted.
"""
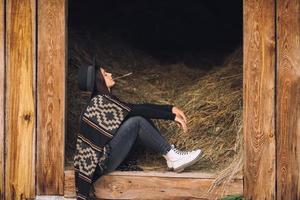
[125,103,175,120]
[74,94,175,199]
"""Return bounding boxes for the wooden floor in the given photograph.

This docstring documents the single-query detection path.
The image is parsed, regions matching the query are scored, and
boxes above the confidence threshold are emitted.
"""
[64,170,243,200]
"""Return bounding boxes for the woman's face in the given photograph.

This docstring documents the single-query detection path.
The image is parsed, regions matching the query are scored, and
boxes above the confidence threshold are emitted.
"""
[100,68,115,89]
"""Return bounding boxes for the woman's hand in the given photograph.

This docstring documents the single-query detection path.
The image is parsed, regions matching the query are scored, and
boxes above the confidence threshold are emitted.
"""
[175,116,188,133]
[172,106,187,123]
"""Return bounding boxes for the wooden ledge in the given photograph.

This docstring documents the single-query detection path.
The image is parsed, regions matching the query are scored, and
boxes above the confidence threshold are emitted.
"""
[64,170,242,199]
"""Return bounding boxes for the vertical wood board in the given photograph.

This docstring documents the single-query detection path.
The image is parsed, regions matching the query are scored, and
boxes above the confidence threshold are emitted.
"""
[5,0,36,199]
[243,0,276,199]
[37,0,66,195]
[0,0,4,199]
[277,0,300,199]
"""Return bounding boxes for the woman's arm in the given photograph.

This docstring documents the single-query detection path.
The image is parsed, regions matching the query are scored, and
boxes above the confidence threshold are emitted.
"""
[128,103,173,112]
[124,102,188,133]
[126,103,176,120]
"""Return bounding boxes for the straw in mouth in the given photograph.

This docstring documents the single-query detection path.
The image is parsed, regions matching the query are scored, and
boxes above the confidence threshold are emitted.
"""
[114,72,133,80]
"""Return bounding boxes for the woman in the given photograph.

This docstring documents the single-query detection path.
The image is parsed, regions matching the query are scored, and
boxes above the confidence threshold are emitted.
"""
[75,63,202,199]
[92,66,203,174]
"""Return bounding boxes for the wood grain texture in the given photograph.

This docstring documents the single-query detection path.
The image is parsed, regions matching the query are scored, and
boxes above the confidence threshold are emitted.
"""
[0,0,4,199]
[277,0,300,199]
[64,170,243,199]
[37,0,66,195]
[5,0,36,199]
[243,0,276,199]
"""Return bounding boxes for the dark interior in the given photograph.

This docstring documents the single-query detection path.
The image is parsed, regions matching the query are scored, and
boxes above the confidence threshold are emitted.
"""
[68,0,242,65]
[66,0,243,171]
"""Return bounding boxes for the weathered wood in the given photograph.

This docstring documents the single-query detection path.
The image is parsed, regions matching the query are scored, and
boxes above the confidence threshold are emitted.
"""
[243,0,276,199]
[0,0,4,199]
[276,0,300,199]
[65,170,243,199]
[35,196,65,200]
[37,0,66,195]
[5,0,36,199]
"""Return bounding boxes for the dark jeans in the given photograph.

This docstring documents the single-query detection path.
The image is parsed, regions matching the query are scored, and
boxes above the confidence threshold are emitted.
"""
[103,116,172,174]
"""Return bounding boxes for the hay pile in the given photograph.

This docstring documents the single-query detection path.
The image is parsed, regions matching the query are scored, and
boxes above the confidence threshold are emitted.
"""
[66,31,243,182]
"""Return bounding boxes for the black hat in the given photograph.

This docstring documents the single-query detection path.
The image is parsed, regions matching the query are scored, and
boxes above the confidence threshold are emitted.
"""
[78,57,97,92]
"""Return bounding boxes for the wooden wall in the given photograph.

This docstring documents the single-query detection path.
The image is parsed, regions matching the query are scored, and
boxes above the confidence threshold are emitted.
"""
[0,0,4,199]
[243,0,276,199]
[276,0,300,199]
[37,0,66,195]
[5,0,36,199]
[0,0,299,199]
[243,0,300,199]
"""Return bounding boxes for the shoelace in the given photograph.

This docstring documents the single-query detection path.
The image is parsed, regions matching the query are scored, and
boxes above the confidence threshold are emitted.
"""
[171,144,190,155]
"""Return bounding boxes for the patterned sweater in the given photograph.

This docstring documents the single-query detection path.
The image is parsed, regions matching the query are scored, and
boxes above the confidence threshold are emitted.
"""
[74,94,175,199]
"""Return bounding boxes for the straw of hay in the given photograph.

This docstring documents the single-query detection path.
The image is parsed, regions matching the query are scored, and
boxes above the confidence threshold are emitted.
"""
[66,31,243,187]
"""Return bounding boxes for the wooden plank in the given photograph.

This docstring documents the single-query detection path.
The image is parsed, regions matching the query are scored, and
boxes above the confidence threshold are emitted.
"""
[0,0,4,199]
[243,0,276,199]
[37,0,66,195]
[5,0,36,199]
[64,170,243,199]
[36,196,65,200]
[276,0,300,199]
[96,170,242,179]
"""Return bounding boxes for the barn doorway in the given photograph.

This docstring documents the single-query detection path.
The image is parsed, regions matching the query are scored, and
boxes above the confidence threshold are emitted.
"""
[65,0,242,178]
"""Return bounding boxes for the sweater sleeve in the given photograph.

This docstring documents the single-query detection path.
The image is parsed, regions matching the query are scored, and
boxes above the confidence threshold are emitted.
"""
[126,103,176,120]
[131,103,173,112]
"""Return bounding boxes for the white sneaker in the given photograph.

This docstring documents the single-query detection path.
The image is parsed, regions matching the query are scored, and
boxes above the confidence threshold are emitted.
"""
[163,144,202,172]
[165,145,195,169]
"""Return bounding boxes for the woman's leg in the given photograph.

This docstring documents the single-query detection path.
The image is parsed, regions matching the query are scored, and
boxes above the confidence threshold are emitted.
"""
[103,117,139,173]
[135,117,172,155]
[104,116,172,173]
[144,118,160,132]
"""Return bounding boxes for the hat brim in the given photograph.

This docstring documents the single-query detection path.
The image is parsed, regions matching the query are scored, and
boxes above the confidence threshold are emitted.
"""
[78,65,95,92]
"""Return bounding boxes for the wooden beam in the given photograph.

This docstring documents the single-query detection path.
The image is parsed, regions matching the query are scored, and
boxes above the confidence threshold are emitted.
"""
[36,196,65,200]
[37,0,66,195]
[0,0,4,199]
[276,0,300,199]
[64,170,243,199]
[243,0,276,199]
[5,0,36,199]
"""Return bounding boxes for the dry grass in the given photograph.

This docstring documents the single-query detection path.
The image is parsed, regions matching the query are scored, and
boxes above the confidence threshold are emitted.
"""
[66,31,243,188]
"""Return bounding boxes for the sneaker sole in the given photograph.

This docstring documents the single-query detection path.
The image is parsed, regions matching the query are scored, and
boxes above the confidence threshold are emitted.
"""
[173,150,202,173]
